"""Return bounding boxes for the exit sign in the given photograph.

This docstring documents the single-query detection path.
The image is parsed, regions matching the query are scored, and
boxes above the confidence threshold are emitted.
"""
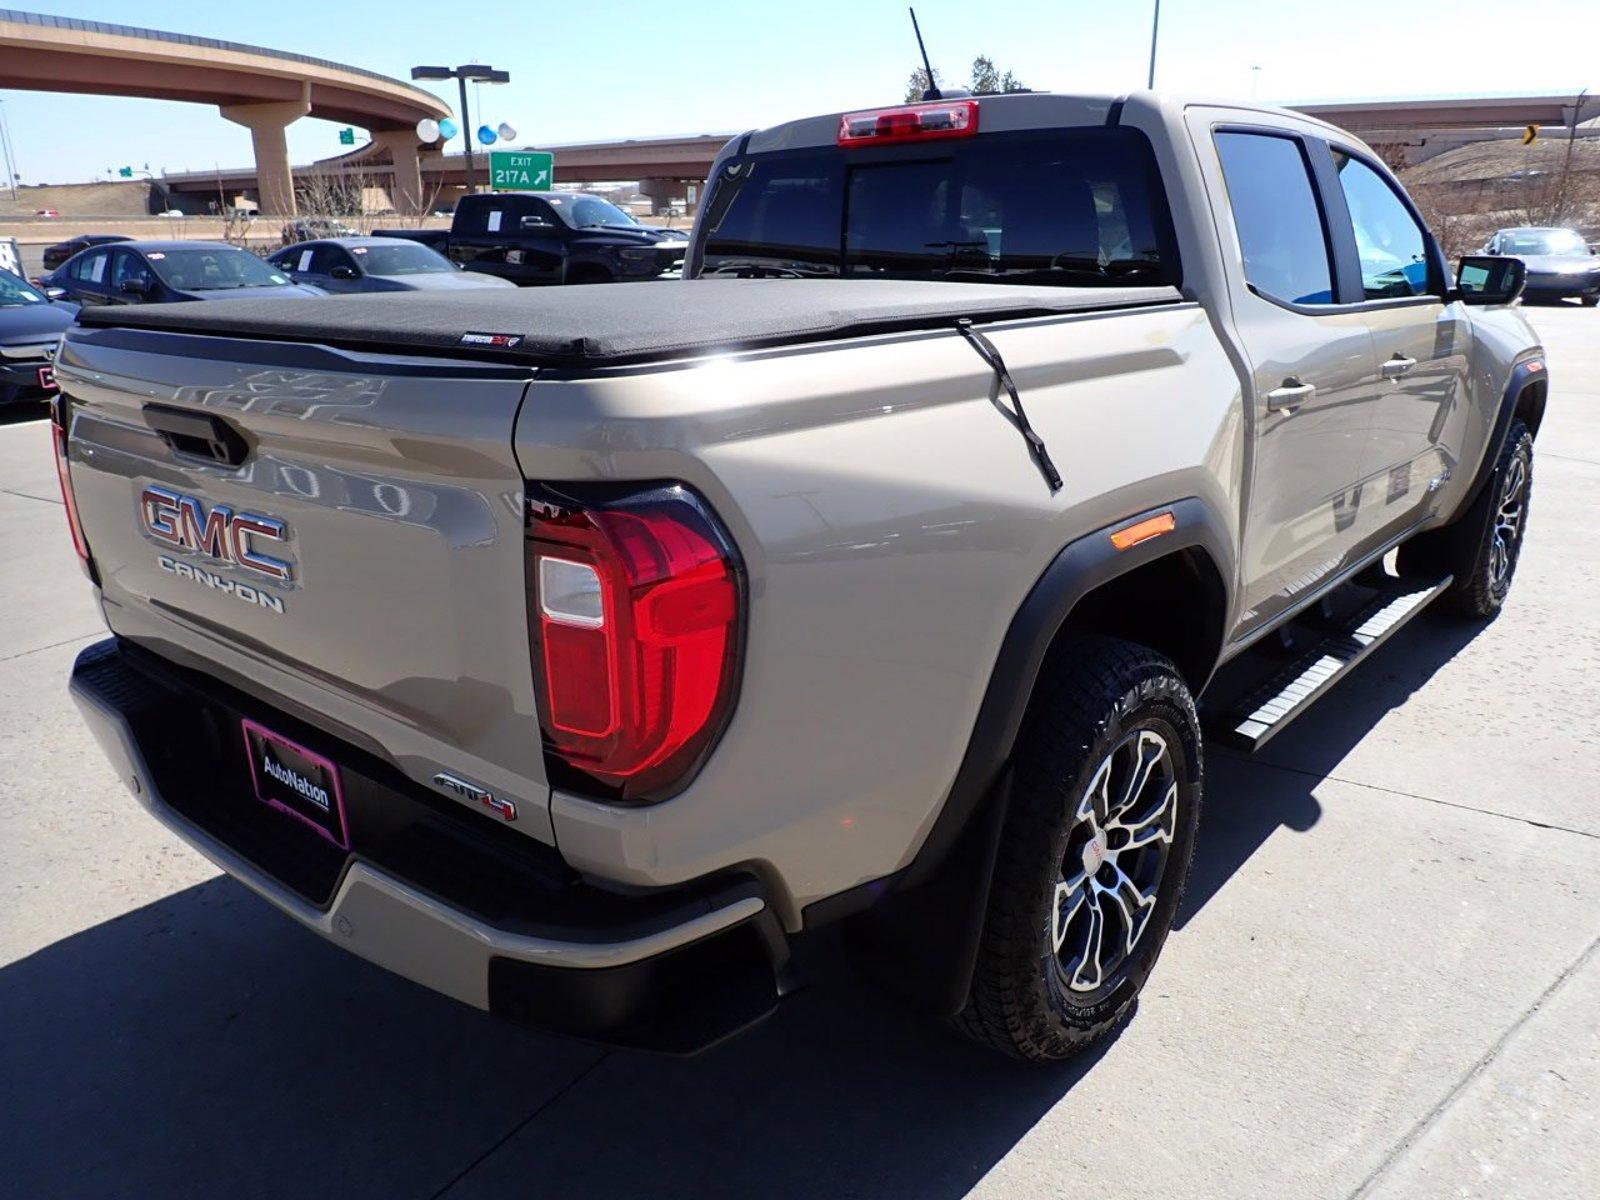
[490,150,554,191]
[338,127,357,145]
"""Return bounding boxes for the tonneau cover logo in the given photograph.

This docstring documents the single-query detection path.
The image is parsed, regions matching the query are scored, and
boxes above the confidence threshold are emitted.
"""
[459,331,524,349]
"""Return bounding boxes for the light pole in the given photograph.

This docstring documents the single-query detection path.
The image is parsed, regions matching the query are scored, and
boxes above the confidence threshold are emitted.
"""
[0,100,18,200]
[411,63,511,193]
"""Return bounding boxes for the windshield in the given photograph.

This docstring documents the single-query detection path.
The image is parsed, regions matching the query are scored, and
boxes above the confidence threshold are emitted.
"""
[695,127,1179,287]
[151,248,293,291]
[562,195,638,228]
[1500,229,1589,256]
[0,269,46,306]
[352,242,453,276]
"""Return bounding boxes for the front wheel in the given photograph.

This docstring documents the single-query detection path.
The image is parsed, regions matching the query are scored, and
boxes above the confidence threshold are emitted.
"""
[956,634,1202,1062]
[1400,419,1533,618]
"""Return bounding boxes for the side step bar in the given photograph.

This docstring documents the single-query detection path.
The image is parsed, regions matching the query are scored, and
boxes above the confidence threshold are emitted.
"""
[1207,576,1453,752]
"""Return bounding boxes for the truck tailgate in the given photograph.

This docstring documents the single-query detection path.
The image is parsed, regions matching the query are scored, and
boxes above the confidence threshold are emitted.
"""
[55,327,553,842]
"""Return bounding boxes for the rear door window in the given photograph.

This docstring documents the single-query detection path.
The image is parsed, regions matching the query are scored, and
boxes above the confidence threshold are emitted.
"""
[1214,131,1335,305]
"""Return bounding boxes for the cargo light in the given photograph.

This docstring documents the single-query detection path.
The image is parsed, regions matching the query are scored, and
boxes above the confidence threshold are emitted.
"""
[526,484,743,803]
[838,99,979,147]
[50,394,94,579]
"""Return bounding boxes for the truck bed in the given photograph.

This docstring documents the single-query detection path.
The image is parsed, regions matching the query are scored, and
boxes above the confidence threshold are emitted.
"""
[73,278,1183,368]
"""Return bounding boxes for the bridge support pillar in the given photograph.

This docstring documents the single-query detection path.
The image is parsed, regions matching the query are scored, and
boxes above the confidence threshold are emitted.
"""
[372,129,425,216]
[220,89,310,217]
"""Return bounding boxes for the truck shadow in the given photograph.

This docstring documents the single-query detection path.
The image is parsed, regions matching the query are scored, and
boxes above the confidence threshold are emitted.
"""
[0,614,1486,1200]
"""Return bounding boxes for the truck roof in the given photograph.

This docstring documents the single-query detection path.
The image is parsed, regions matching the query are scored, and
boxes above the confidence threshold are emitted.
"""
[72,278,1182,368]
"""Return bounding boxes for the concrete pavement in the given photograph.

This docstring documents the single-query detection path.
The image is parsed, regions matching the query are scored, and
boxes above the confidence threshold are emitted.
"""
[0,306,1596,1199]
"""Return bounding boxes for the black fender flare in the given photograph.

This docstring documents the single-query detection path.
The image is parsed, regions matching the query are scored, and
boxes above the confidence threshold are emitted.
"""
[822,497,1233,1016]
[1449,356,1546,522]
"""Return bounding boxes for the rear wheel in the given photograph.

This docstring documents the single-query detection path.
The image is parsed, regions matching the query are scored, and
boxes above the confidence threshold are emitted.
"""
[956,634,1202,1062]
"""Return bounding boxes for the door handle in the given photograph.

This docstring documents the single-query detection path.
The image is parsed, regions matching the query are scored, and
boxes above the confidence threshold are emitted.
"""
[1381,354,1418,378]
[1266,379,1315,413]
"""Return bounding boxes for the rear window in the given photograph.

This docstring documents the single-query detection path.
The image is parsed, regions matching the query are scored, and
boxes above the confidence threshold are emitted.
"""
[696,127,1178,288]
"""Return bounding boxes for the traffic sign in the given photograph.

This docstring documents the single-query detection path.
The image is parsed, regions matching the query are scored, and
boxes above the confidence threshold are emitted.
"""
[338,127,357,145]
[490,150,554,191]
[117,166,133,177]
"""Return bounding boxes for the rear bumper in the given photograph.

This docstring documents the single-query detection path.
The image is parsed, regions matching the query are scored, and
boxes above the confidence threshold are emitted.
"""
[70,637,786,1052]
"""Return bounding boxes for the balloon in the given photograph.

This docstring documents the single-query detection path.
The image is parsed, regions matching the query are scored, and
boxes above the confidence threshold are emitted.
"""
[438,118,459,140]
[497,122,517,142]
[477,125,497,146]
[415,117,439,142]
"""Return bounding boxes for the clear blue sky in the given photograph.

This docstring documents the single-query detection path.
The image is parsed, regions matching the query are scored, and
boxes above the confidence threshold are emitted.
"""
[2,0,1596,184]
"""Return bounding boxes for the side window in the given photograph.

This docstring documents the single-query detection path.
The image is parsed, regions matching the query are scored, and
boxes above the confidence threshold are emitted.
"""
[72,250,110,285]
[110,250,154,289]
[1332,152,1431,299]
[1214,131,1335,306]
[320,246,358,274]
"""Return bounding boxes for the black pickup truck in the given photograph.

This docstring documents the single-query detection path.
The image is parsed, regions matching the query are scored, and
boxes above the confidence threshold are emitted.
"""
[374,192,687,285]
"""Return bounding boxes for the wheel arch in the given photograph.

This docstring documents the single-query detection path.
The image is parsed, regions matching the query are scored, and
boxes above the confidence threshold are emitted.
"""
[828,498,1233,1016]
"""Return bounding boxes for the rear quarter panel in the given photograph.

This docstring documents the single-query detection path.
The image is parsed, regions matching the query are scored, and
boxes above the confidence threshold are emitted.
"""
[517,302,1243,925]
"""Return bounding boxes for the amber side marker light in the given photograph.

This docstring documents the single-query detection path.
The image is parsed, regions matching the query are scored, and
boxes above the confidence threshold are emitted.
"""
[1110,511,1176,551]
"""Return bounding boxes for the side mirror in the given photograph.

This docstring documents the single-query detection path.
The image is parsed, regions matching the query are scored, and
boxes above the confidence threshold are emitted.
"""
[329,265,359,280]
[44,286,67,301]
[1456,255,1526,306]
[520,215,554,230]
[119,278,148,297]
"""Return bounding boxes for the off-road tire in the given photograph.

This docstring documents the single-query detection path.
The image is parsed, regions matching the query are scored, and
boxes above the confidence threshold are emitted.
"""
[1400,419,1533,619]
[955,634,1202,1062]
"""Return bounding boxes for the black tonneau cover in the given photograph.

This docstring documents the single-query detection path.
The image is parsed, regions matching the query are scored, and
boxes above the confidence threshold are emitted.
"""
[75,278,1182,368]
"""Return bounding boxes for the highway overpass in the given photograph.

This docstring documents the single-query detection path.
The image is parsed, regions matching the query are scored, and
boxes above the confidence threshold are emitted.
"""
[0,9,449,215]
[159,91,1600,214]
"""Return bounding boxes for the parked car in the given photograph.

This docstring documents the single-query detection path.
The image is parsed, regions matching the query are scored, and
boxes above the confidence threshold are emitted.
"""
[0,267,73,406]
[280,218,359,246]
[373,191,686,284]
[266,237,516,293]
[41,233,132,273]
[57,92,1542,1062]
[41,241,322,306]
[1482,226,1600,305]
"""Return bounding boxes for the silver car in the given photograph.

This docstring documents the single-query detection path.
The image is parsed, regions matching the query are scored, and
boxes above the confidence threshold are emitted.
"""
[1482,226,1600,305]
[267,237,516,294]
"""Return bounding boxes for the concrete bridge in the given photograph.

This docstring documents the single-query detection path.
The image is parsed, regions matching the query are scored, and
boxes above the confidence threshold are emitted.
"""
[0,9,449,215]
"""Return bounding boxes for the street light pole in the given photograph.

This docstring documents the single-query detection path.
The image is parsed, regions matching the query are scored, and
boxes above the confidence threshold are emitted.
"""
[412,64,511,195]
[457,74,477,190]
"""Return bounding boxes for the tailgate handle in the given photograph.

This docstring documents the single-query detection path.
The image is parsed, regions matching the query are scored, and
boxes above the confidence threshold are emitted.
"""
[143,404,250,468]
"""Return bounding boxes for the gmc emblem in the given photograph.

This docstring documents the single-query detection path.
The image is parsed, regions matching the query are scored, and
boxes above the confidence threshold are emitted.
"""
[140,484,293,582]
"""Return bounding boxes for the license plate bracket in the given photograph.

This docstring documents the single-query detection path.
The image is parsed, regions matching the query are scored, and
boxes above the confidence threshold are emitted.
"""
[242,718,349,850]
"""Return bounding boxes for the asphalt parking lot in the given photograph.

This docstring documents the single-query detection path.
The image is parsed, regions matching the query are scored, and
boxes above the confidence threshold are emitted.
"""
[1,305,1596,1200]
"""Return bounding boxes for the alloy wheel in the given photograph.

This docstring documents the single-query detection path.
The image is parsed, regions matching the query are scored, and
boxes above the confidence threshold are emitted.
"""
[1489,454,1527,589]
[1051,728,1179,994]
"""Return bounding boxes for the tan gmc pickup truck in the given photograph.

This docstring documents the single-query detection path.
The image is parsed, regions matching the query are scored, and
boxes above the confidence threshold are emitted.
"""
[54,91,1544,1060]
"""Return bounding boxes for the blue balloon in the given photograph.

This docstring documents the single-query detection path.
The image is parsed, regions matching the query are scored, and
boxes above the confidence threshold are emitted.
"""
[438,118,459,140]
[477,124,497,145]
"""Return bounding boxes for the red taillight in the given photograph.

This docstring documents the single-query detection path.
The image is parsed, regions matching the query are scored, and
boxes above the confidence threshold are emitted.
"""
[50,394,93,577]
[838,99,979,146]
[527,485,743,802]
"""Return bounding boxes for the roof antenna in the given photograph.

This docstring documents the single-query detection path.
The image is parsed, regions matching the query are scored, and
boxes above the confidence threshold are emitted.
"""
[909,7,941,100]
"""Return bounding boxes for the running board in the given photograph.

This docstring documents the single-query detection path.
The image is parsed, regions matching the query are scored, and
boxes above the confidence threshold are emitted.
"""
[1206,576,1453,752]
